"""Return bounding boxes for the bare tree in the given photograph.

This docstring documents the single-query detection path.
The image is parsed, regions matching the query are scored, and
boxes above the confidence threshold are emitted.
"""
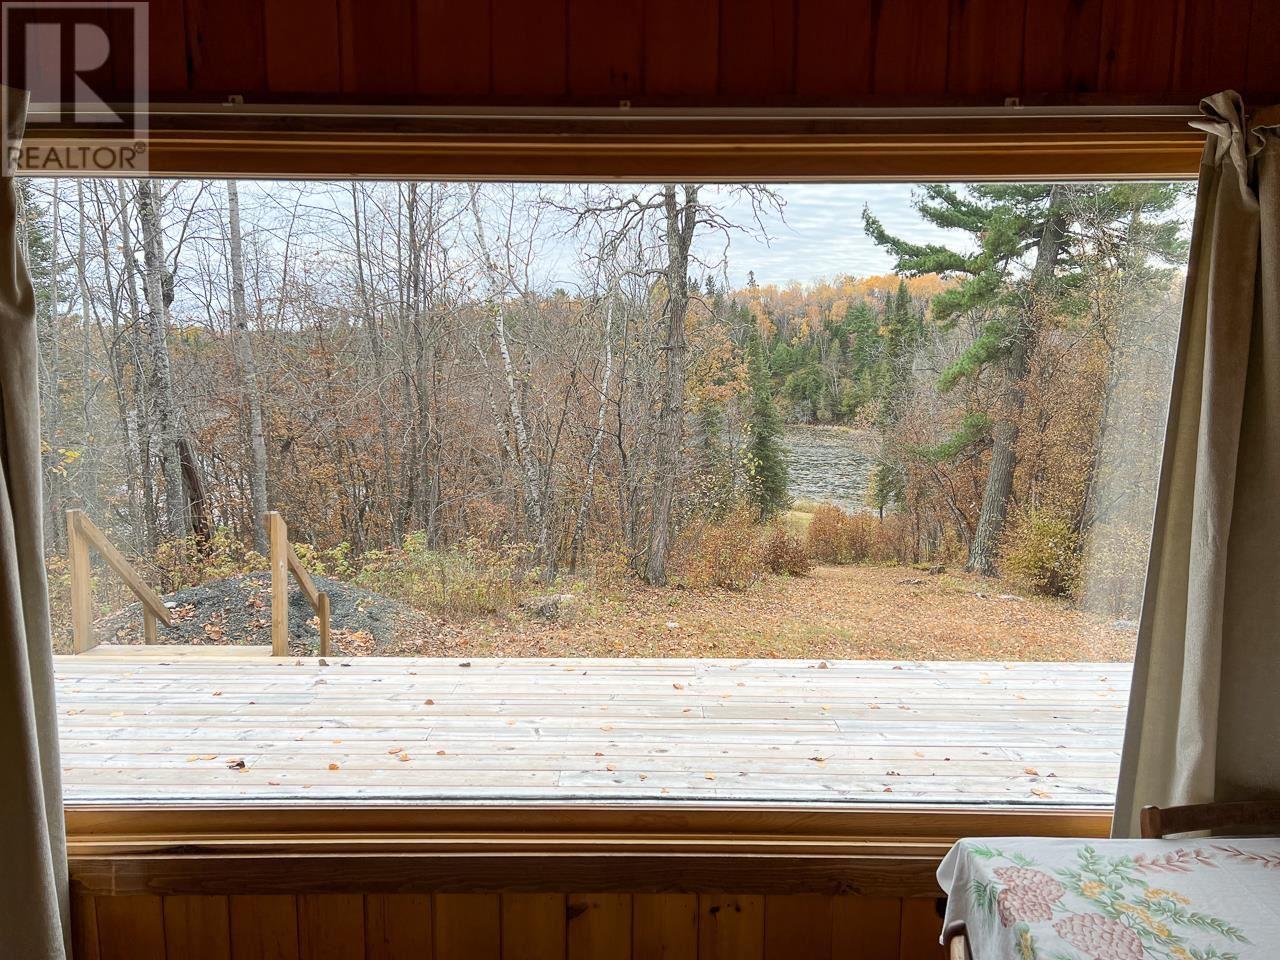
[135,179,190,538]
[227,180,271,552]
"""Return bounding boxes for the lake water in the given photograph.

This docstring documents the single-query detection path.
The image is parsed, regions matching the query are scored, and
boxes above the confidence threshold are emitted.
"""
[782,425,877,512]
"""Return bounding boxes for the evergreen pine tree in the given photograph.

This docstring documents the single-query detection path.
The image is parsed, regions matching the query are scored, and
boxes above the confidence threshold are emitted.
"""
[845,300,880,378]
[864,184,1186,574]
[743,335,790,518]
[691,400,735,517]
[875,278,919,427]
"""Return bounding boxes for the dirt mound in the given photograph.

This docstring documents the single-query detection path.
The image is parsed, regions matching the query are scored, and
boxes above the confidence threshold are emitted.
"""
[96,572,430,656]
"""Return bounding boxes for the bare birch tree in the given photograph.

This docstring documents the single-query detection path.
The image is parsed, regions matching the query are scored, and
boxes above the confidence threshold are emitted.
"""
[226,180,271,552]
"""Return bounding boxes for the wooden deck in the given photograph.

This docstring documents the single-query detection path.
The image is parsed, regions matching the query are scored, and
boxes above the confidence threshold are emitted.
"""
[53,654,1130,805]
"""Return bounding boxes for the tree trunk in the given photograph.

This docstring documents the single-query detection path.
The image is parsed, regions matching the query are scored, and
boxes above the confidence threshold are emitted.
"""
[180,436,211,543]
[43,180,66,549]
[92,182,144,542]
[494,302,545,550]
[117,180,157,548]
[644,185,698,585]
[967,185,1068,575]
[569,294,615,573]
[136,179,190,539]
[227,181,271,552]
[467,186,547,556]
[349,183,400,546]
[75,181,98,513]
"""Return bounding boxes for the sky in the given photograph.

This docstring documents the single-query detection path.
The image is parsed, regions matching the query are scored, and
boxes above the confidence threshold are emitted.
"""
[709,183,963,288]
[130,179,1193,305]
[508,182,974,293]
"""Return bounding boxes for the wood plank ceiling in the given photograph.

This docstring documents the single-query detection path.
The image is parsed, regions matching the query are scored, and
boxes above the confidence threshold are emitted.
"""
[91,0,1280,106]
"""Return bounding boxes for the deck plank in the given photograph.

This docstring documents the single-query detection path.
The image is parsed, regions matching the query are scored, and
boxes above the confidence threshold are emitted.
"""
[53,656,1129,805]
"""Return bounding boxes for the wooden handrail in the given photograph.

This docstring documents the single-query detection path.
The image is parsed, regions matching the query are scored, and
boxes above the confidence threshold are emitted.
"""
[67,510,173,654]
[265,511,331,657]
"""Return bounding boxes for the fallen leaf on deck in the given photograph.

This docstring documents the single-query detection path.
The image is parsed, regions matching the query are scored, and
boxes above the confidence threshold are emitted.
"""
[211,691,222,696]
[1024,767,1039,776]
[436,750,446,756]
[398,754,411,762]
[606,764,616,771]
[388,746,404,754]
[226,759,246,770]
[704,772,716,780]
[327,763,340,771]
[424,699,435,705]
[672,682,685,690]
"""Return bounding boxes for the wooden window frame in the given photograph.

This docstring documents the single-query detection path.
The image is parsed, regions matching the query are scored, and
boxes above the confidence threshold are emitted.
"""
[34,102,1170,894]
[65,803,1112,897]
[20,103,1204,180]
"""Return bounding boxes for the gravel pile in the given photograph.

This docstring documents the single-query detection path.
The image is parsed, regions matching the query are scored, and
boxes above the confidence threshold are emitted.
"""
[95,572,421,656]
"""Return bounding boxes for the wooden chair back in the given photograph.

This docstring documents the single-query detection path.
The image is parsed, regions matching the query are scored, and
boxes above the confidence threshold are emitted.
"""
[1140,800,1280,839]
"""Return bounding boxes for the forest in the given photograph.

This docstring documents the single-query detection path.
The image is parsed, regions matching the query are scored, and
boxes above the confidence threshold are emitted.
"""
[21,178,1188,657]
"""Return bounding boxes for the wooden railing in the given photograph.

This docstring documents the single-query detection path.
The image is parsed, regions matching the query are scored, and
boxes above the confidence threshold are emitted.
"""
[67,509,173,654]
[266,511,331,658]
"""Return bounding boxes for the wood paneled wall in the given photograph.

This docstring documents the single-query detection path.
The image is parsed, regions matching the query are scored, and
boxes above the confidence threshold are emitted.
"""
[74,892,948,960]
[31,0,1280,106]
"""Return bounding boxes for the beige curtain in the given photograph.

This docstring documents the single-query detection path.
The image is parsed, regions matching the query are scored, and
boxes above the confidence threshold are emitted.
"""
[0,86,70,957]
[1114,91,1280,838]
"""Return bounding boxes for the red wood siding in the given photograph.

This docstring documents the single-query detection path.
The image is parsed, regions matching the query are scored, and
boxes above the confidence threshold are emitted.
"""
[65,0,1273,105]
[75,892,947,960]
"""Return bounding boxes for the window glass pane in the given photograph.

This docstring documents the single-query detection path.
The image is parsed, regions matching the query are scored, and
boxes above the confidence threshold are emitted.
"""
[29,179,1191,806]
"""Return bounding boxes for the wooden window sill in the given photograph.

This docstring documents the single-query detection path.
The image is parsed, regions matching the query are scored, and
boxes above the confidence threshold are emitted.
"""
[66,802,1110,897]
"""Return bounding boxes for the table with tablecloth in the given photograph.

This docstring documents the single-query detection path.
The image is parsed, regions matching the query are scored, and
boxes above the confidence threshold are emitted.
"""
[938,836,1280,959]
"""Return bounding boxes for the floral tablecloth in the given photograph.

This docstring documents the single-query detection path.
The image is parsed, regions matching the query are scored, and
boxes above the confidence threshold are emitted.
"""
[938,837,1280,959]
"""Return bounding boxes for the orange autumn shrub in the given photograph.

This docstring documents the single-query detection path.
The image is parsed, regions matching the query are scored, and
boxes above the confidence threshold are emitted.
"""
[762,524,812,576]
[674,508,767,590]
[806,505,906,564]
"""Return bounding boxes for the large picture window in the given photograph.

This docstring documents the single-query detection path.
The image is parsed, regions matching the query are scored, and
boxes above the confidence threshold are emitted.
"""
[31,177,1190,806]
